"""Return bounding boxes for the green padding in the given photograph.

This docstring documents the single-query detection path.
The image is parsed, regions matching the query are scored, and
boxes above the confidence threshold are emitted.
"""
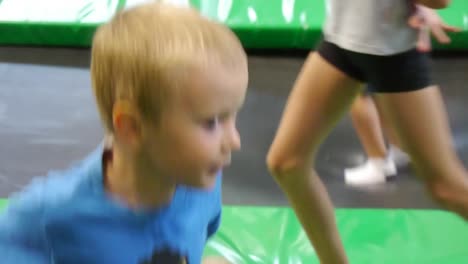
[0,0,467,49]
[0,199,7,210]
[0,199,467,263]
[205,207,468,264]
[193,0,326,49]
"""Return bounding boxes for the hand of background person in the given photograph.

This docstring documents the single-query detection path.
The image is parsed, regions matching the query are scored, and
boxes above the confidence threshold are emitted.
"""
[408,5,462,52]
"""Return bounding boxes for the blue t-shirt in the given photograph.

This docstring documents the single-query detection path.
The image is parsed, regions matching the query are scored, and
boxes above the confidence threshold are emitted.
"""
[0,145,222,264]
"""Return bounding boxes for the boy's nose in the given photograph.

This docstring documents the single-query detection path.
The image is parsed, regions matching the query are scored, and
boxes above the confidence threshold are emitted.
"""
[222,123,241,153]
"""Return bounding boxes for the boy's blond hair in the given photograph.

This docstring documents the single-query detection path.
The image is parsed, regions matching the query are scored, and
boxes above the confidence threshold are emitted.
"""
[91,2,246,133]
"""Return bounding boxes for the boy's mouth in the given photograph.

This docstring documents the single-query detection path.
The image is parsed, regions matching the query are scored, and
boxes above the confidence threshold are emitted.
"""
[208,158,231,175]
[208,166,221,176]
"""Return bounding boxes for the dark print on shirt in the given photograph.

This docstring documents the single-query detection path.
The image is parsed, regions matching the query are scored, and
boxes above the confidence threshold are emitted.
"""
[139,247,188,264]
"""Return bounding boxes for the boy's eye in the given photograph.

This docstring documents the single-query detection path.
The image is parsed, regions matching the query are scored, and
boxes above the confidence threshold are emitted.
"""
[203,117,219,130]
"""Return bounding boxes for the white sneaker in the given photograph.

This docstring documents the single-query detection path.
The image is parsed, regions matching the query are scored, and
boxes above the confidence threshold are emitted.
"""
[388,144,410,168]
[344,158,396,186]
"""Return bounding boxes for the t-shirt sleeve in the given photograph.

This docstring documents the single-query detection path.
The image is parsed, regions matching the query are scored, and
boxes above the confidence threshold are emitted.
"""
[206,173,222,239]
[0,179,50,263]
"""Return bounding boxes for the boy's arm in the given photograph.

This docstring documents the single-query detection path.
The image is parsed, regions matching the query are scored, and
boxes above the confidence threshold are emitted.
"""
[0,182,50,263]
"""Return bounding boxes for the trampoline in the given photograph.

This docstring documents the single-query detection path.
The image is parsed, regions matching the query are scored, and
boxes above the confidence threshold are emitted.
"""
[1,0,467,263]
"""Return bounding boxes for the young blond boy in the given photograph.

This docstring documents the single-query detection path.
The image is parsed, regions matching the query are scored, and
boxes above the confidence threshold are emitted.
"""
[0,2,248,263]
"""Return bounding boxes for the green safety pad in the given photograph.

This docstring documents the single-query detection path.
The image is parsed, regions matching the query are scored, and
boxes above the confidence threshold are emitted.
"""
[0,199,7,210]
[205,206,468,263]
[0,199,466,263]
[0,0,467,49]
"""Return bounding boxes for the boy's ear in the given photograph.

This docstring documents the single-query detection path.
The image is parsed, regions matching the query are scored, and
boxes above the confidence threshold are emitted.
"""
[112,100,142,148]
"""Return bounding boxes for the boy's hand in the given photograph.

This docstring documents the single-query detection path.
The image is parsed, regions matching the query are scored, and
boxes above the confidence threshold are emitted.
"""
[408,5,461,52]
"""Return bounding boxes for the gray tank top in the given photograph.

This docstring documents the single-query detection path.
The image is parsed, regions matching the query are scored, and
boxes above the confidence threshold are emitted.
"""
[323,0,418,55]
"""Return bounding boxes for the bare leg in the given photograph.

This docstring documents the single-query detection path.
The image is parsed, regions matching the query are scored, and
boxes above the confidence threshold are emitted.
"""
[375,99,406,151]
[350,94,387,158]
[376,103,411,167]
[378,106,403,150]
[375,87,468,219]
[345,94,397,184]
[267,52,362,263]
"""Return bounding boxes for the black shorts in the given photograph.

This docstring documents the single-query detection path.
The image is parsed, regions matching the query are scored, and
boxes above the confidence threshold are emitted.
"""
[316,40,433,93]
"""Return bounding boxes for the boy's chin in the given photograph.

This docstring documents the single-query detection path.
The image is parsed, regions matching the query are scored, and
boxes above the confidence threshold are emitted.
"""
[200,176,218,189]
[184,173,219,190]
